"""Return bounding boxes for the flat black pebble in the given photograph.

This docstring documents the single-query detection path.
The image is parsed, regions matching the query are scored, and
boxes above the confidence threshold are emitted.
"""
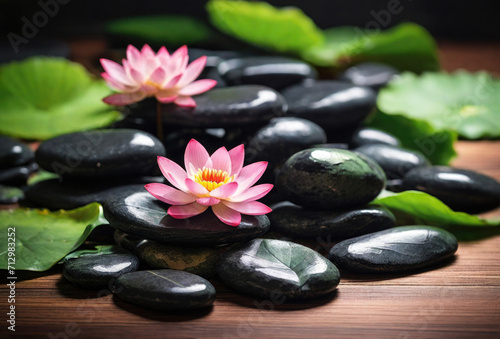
[269,202,395,239]
[247,117,327,166]
[0,136,34,169]
[112,270,216,311]
[281,81,376,129]
[402,166,500,213]
[0,163,37,186]
[328,226,458,273]
[63,253,139,289]
[218,239,340,299]
[217,56,317,90]
[103,191,270,246]
[277,148,386,210]
[0,185,24,204]
[349,127,400,148]
[114,230,147,252]
[35,129,165,179]
[339,62,399,90]
[354,144,429,179]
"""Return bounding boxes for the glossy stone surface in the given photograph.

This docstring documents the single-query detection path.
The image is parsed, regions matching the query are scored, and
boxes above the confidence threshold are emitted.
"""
[114,230,147,252]
[349,127,400,148]
[25,179,162,210]
[158,86,287,128]
[35,129,165,179]
[339,62,399,90]
[112,270,216,311]
[0,185,24,204]
[354,144,430,179]
[188,48,249,69]
[276,148,386,210]
[281,81,377,129]
[103,192,270,245]
[402,166,500,213]
[269,202,395,239]
[328,226,458,273]
[310,143,349,150]
[135,240,221,278]
[0,163,37,186]
[217,56,317,90]
[63,253,140,289]
[0,136,34,169]
[218,239,340,299]
[247,117,327,165]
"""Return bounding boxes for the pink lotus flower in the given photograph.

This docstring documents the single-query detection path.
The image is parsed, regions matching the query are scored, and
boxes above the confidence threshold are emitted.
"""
[100,44,217,107]
[145,139,273,226]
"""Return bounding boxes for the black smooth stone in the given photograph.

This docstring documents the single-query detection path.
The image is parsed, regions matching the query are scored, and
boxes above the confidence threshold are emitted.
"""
[0,163,37,186]
[247,117,327,166]
[349,127,400,148]
[24,179,162,210]
[0,136,34,169]
[63,253,140,289]
[328,226,458,273]
[35,129,165,179]
[276,148,386,210]
[103,191,270,246]
[0,185,24,204]
[354,144,430,179]
[112,269,216,311]
[402,166,500,214]
[135,240,221,278]
[310,143,349,150]
[217,56,317,90]
[218,239,340,299]
[269,202,395,239]
[339,62,399,90]
[188,48,250,69]
[281,81,377,129]
[114,230,147,252]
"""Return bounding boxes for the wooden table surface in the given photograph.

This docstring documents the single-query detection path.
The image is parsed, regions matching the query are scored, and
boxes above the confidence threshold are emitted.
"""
[2,42,500,339]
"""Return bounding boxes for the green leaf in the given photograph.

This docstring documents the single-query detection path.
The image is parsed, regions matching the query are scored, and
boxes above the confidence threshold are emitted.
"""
[372,190,500,228]
[377,71,500,139]
[61,245,128,263]
[105,15,214,45]
[367,110,457,165]
[0,57,121,140]
[206,0,324,53]
[27,170,59,186]
[0,203,107,271]
[301,23,439,73]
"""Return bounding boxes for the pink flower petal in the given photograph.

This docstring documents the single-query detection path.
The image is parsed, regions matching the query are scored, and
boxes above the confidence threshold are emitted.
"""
[222,201,272,215]
[185,178,209,197]
[102,92,146,106]
[144,183,195,205]
[126,45,143,70]
[122,60,143,84]
[234,161,268,196]
[149,66,166,85]
[178,56,207,87]
[178,79,217,96]
[212,203,241,226]
[210,182,238,199]
[141,44,156,59]
[184,139,210,176]
[155,93,178,104]
[168,202,207,219]
[139,83,158,95]
[228,144,245,176]
[170,45,188,74]
[157,46,170,65]
[101,72,130,92]
[210,146,232,174]
[162,73,182,89]
[100,59,135,86]
[230,184,273,202]
[157,156,188,191]
[174,96,197,107]
[196,197,221,206]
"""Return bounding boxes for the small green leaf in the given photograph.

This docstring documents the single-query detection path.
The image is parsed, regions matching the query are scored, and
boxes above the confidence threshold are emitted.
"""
[377,71,500,139]
[0,57,121,140]
[302,23,440,73]
[206,0,324,53]
[372,190,500,228]
[61,245,128,263]
[105,15,214,45]
[367,110,457,165]
[0,203,107,271]
[27,170,59,186]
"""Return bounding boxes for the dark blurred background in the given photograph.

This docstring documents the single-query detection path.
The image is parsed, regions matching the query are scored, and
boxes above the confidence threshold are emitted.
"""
[1,0,499,41]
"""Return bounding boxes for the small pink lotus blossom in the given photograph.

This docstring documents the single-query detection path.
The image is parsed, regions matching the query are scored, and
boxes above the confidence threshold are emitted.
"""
[145,139,273,226]
[100,44,217,107]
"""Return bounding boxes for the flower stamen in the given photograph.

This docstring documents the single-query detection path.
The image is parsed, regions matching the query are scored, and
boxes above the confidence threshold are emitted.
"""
[194,168,234,191]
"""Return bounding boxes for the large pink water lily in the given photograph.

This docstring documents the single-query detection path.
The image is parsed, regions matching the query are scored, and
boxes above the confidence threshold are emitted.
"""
[145,139,273,226]
[100,44,217,107]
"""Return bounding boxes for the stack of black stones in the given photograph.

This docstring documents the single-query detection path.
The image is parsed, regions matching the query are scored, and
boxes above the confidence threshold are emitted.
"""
[11,51,500,312]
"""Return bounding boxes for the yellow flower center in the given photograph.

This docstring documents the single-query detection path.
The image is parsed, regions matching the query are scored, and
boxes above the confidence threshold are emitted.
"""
[193,168,234,192]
